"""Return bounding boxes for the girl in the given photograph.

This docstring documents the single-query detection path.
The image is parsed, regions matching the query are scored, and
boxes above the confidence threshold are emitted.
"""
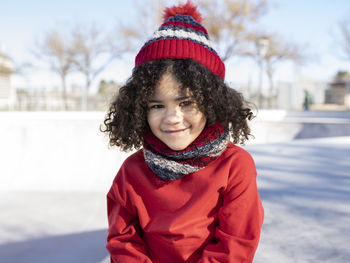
[102,2,264,262]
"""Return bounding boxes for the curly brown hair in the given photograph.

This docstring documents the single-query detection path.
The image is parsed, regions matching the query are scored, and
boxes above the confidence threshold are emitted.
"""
[101,59,254,152]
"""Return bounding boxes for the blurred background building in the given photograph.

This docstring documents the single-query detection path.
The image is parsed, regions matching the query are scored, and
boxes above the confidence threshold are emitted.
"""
[0,47,15,110]
[325,72,350,108]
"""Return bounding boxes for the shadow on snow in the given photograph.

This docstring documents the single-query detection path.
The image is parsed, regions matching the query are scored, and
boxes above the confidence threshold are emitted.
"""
[0,229,108,263]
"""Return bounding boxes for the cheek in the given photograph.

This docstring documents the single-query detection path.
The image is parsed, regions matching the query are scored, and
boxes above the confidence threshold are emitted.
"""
[197,115,207,130]
[146,112,153,127]
[147,111,160,128]
[186,108,206,123]
[188,111,206,130]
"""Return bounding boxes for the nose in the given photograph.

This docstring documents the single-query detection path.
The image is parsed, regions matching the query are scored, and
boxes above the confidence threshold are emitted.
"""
[163,105,183,124]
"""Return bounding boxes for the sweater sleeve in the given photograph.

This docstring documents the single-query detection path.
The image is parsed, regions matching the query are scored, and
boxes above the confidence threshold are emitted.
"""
[198,151,264,263]
[106,172,153,263]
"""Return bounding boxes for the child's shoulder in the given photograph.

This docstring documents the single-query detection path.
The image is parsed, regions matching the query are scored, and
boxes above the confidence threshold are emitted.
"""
[221,142,256,173]
[122,149,145,167]
[224,142,254,160]
[114,150,146,184]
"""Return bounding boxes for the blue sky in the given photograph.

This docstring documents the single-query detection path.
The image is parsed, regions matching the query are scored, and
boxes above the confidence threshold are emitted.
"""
[1,0,350,90]
[259,1,349,70]
[255,0,350,84]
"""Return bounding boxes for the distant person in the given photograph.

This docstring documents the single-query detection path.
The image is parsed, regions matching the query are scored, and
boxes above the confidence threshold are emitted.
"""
[303,90,313,111]
[101,2,264,262]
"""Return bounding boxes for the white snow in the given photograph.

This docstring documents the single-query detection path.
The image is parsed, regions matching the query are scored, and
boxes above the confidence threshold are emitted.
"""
[0,111,349,262]
[249,137,350,263]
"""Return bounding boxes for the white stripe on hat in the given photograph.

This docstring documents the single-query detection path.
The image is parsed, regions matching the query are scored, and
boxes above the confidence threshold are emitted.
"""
[151,29,214,50]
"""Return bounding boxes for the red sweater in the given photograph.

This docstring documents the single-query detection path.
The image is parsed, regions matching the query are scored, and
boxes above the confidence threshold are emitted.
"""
[106,142,264,262]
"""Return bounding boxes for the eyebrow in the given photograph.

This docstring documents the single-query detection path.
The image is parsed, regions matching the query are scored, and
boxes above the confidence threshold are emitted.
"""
[148,96,190,103]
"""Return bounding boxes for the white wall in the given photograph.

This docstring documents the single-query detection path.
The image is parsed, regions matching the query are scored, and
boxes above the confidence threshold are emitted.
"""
[0,112,130,192]
[1,111,349,192]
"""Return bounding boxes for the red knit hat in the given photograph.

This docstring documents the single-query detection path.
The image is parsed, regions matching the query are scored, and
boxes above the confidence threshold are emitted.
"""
[135,1,225,80]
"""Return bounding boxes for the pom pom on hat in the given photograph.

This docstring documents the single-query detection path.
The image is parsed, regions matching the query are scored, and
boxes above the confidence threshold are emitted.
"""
[162,1,202,23]
[135,0,225,80]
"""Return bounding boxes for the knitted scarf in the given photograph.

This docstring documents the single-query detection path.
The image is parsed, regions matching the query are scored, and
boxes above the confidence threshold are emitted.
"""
[143,122,230,181]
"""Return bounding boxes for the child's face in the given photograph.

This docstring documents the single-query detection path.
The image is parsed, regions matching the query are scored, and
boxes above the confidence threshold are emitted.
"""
[147,72,207,151]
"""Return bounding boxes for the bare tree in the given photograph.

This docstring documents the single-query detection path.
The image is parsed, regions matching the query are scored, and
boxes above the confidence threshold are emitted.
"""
[34,30,74,110]
[337,19,350,60]
[246,33,306,108]
[116,0,169,54]
[264,37,305,108]
[70,23,121,110]
[200,0,268,62]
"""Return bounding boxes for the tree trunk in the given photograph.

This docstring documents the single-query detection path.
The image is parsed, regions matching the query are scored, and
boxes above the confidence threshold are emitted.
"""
[267,68,274,109]
[257,58,264,108]
[81,77,90,111]
[61,74,68,110]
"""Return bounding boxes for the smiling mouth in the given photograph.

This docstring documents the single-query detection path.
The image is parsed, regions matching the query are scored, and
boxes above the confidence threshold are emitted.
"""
[164,128,188,134]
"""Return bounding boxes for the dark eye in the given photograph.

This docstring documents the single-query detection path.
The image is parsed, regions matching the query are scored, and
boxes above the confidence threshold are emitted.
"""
[179,101,194,107]
[149,104,164,110]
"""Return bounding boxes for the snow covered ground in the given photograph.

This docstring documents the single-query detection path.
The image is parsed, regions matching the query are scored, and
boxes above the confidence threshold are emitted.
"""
[0,111,349,262]
[251,137,350,263]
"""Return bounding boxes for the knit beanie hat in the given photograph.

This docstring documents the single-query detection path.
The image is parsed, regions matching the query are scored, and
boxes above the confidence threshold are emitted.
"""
[135,1,225,80]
